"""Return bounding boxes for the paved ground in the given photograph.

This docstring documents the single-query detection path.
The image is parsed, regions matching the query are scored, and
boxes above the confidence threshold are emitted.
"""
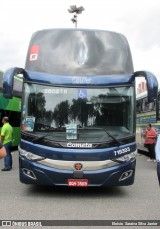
[0,151,159,228]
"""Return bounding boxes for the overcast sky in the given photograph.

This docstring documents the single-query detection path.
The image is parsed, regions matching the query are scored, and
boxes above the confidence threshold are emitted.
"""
[1,0,160,83]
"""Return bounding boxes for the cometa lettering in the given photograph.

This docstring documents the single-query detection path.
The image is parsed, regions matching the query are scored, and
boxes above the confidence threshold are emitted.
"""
[67,142,92,148]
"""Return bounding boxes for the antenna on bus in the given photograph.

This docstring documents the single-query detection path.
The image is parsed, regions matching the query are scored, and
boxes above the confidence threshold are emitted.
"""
[68,5,85,28]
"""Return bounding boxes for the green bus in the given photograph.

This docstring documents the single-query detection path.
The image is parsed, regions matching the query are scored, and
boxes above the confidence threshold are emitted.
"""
[0,71,22,147]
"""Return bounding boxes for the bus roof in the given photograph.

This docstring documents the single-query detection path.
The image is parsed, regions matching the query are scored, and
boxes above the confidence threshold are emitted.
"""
[25,28,134,76]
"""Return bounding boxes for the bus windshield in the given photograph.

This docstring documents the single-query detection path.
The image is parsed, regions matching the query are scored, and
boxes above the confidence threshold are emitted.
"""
[22,83,135,142]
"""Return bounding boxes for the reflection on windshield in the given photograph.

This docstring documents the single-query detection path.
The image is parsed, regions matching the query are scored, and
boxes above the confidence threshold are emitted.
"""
[22,84,134,142]
[25,29,133,76]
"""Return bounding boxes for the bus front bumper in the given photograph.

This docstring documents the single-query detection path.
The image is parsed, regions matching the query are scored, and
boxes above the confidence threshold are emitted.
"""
[19,156,136,187]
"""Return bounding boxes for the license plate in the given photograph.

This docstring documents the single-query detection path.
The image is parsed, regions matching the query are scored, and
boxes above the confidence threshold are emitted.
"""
[68,179,88,187]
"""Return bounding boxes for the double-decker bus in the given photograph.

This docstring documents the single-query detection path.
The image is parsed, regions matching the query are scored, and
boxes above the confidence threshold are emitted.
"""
[2,29,158,187]
[136,89,160,153]
[0,71,22,147]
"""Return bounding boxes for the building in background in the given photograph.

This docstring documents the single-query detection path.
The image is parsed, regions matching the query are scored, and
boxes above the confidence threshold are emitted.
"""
[137,81,147,94]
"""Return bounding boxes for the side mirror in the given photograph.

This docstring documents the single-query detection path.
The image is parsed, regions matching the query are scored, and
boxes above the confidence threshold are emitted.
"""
[3,67,24,98]
[131,71,158,102]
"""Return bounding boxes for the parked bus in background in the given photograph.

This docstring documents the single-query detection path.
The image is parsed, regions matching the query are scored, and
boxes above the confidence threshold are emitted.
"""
[2,29,158,187]
[136,86,160,153]
[0,71,22,147]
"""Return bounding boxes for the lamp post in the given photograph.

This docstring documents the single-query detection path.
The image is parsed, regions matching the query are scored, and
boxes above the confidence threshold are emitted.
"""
[68,5,85,28]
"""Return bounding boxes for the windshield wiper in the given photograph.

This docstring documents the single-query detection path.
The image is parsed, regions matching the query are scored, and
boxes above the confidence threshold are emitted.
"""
[32,133,51,144]
[103,129,121,146]
[77,127,122,145]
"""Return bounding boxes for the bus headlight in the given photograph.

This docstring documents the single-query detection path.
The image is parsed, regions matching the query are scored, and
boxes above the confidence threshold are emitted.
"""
[18,146,45,162]
[113,151,137,163]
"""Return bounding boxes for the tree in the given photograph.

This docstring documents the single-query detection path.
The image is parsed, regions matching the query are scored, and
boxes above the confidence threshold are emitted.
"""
[53,100,70,128]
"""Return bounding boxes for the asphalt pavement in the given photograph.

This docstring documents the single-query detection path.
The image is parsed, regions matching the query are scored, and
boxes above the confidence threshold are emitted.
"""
[0,150,159,228]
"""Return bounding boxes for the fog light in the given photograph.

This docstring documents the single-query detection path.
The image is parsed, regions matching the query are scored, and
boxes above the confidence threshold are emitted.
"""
[119,170,133,181]
[22,168,37,180]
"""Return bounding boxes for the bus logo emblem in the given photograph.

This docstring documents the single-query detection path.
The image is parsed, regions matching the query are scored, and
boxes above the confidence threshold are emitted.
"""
[75,163,83,170]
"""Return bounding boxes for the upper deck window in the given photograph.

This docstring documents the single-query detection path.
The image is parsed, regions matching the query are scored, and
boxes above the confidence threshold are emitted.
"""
[25,29,133,76]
